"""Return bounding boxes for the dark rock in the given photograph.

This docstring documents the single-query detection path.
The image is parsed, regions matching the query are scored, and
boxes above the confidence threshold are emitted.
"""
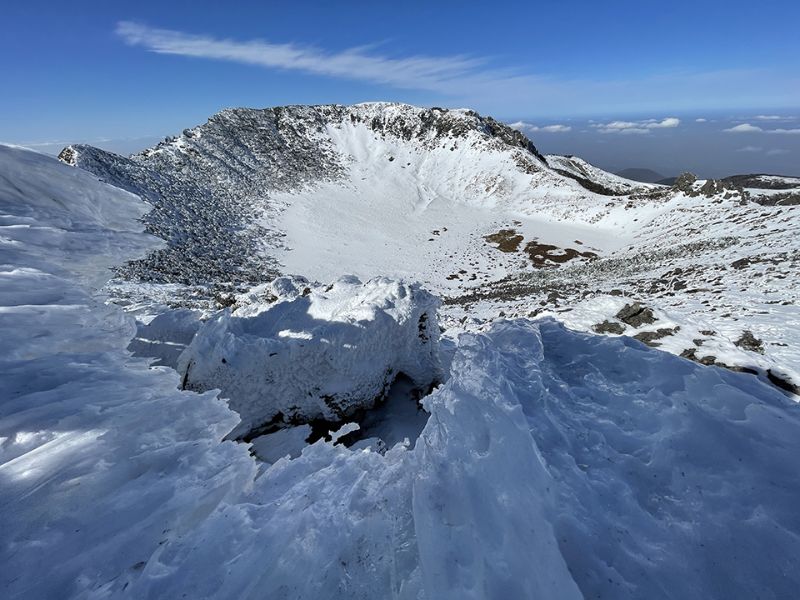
[593,320,625,335]
[673,172,697,193]
[616,303,656,328]
[734,330,765,354]
[633,327,679,347]
[731,258,750,269]
[767,370,800,395]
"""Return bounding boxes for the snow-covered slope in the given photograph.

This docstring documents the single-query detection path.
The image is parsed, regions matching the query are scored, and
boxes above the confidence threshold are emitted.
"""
[0,145,255,597]
[4,144,800,598]
[545,153,660,195]
[62,102,800,389]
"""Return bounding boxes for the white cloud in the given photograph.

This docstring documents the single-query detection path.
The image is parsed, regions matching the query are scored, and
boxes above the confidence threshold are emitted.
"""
[769,128,800,135]
[725,123,800,134]
[648,117,681,128]
[591,117,680,134]
[736,145,763,152]
[724,123,763,133]
[114,22,800,116]
[538,124,572,132]
[754,115,796,120]
[767,148,791,156]
[695,118,707,122]
[509,121,571,133]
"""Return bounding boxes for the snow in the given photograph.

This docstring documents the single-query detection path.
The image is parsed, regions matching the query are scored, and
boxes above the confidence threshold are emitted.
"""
[0,145,255,597]
[545,153,659,192]
[271,114,623,295]
[250,424,311,463]
[4,106,800,600]
[128,308,203,367]
[178,275,442,439]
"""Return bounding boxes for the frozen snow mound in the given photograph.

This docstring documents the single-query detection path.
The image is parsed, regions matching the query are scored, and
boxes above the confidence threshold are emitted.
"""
[178,276,442,439]
[0,145,256,599]
[465,319,800,599]
[4,144,800,600]
[122,318,800,599]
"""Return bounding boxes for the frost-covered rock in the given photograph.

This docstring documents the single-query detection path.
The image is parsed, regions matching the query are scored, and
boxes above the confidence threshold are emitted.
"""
[178,276,442,438]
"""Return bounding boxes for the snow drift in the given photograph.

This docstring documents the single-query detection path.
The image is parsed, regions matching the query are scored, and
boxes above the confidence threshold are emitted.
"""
[0,145,255,598]
[178,275,442,439]
[3,145,800,599]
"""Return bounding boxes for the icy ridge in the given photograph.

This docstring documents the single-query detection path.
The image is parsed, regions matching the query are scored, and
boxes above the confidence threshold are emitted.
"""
[0,145,256,598]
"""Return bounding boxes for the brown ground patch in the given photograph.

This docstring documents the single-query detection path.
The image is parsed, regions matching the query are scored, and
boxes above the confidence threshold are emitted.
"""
[484,229,524,253]
[524,240,598,268]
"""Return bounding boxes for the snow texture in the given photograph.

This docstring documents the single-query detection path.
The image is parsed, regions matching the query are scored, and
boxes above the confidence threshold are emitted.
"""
[4,109,800,600]
[0,145,255,598]
[178,275,442,439]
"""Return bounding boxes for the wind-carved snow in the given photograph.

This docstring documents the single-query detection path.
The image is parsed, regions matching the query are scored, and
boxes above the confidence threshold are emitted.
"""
[5,103,800,599]
[178,275,442,439]
[0,145,255,597]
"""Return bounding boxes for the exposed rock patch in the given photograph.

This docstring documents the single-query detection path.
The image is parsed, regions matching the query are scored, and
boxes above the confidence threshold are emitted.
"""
[735,330,765,354]
[633,327,679,347]
[616,303,656,328]
[592,320,625,335]
[524,240,598,268]
[484,229,524,253]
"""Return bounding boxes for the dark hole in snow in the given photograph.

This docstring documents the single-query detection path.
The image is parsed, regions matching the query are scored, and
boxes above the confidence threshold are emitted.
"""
[249,374,433,463]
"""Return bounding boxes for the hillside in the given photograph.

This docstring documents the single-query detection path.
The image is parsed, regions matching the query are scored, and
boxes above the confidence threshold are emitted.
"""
[61,103,800,393]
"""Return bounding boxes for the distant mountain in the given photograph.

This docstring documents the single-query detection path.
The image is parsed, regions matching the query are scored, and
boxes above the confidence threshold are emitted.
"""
[721,173,800,190]
[615,167,668,183]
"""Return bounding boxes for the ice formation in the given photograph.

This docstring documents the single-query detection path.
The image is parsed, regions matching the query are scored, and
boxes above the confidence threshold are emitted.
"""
[178,275,442,439]
[3,144,800,600]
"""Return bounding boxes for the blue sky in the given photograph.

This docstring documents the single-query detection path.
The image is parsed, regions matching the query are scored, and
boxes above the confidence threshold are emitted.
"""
[2,0,799,175]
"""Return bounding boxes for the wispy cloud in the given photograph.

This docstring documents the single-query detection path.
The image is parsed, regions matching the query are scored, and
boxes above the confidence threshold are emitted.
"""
[114,21,800,116]
[725,123,800,134]
[734,145,792,156]
[591,117,680,134]
[695,118,707,123]
[116,21,490,94]
[509,121,571,133]
[754,114,797,121]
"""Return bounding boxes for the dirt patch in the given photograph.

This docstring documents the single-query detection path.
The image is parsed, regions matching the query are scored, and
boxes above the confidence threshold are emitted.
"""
[524,240,598,268]
[484,229,524,252]
[735,330,765,354]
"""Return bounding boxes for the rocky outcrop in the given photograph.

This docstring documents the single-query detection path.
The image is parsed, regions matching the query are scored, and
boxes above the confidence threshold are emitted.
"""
[616,302,656,327]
